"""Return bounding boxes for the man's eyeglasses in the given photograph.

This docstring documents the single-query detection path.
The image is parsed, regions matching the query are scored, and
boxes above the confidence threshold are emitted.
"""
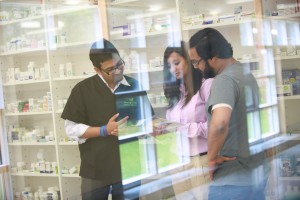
[100,59,125,75]
[191,58,203,67]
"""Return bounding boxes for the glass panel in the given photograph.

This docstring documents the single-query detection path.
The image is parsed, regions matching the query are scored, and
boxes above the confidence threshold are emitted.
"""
[156,132,181,171]
[260,108,272,136]
[120,140,146,180]
[247,112,255,140]
[2,0,300,199]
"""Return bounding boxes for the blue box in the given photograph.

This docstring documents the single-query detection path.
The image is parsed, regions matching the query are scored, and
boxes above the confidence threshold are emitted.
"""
[282,69,300,95]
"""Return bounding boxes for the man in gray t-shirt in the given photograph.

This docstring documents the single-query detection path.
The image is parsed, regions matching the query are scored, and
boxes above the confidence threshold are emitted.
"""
[189,28,269,200]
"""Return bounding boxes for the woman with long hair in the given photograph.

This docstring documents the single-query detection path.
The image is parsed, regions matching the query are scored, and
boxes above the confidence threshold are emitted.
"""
[163,41,214,200]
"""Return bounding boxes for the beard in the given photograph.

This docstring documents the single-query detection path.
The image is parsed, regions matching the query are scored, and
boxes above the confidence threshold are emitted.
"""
[203,61,216,78]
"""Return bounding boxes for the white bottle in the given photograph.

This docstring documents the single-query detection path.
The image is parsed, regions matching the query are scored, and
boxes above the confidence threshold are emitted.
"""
[45,162,51,173]
[15,68,21,81]
[34,192,39,200]
[60,32,67,44]
[52,162,57,174]
[35,162,39,173]
[30,163,35,172]
[129,51,140,71]
[34,68,40,80]
[39,67,45,80]
[52,192,58,200]
[15,192,21,200]
[48,131,54,142]
[28,98,34,112]
[39,160,45,173]
[28,193,33,200]
[27,62,35,80]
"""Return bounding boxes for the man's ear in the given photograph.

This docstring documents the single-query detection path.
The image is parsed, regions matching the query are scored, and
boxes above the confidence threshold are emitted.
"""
[94,67,100,73]
[207,57,215,66]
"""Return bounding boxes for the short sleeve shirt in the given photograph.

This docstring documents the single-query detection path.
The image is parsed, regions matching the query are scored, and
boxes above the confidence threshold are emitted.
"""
[206,61,261,186]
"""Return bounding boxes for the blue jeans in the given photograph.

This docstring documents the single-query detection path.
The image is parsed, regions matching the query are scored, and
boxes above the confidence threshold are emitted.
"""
[81,178,124,200]
[208,185,266,200]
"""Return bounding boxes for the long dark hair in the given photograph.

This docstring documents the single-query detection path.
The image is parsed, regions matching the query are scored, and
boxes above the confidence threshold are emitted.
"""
[163,41,202,109]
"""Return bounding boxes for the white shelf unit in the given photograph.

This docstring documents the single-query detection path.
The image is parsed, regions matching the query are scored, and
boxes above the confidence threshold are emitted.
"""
[61,174,80,178]
[5,111,53,116]
[8,142,56,146]
[180,0,280,140]
[105,2,282,199]
[107,0,179,121]
[111,29,178,40]
[52,74,95,81]
[11,173,59,177]
[274,143,300,199]
[0,0,299,199]
[0,15,44,26]
[3,79,50,86]
[261,2,300,199]
[274,51,300,133]
[182,19,255,31]
[0,47,47,56]
[280,95,300,100]
[267,13,300,20]
[0,1,101,199]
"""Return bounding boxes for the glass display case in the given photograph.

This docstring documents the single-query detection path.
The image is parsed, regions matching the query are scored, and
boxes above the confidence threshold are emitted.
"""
[0,0,299,199]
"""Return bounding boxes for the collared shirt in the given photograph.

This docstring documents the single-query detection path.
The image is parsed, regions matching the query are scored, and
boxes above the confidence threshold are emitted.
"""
[64,74,130,144]
[166,78,213,156]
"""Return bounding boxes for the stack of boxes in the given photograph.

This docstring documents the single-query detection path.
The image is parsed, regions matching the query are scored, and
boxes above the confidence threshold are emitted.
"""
[181,7,255,29]
[5,62,50,83]
[272,1,300,16]
[279,69,300,96]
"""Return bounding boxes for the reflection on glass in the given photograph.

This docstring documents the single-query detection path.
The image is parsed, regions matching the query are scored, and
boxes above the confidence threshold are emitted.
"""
[1,0,300,199]
[260,108,271,135]
[120,140,146,180]
[156,133,180,170]
[247,112,255,140]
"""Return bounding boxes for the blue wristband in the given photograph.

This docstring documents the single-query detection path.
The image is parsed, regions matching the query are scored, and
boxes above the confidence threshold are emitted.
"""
[104,125,108,136]
[100,126,104,137]
[100,125,108,137]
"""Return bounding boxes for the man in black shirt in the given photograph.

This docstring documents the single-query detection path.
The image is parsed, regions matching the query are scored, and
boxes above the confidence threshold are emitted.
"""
[61,39,152,200]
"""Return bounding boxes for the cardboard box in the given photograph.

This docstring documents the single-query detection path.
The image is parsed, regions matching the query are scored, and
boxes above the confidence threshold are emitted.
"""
[219,15,236,23]
[182,14,203,28]
[277,85,293,96]
[282,69,300,95]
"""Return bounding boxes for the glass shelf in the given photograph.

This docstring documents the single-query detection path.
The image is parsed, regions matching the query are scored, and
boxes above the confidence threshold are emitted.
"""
[11,172,59,177]
[3,79,50,86]
[5,111,53,116]
[61,174,80,178]
[8,142,56,146]
[183,19,254,31]
[0,15,44,26]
